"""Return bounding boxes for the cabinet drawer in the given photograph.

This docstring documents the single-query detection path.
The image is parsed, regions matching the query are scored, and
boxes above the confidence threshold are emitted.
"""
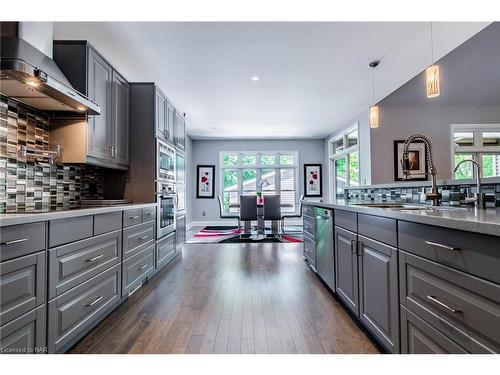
[48,264,121,353]
[122,221,155,259]
[0,305,46,354]
[334,209,357,232]
[156,233,175,270]
[303,216,316,237]
[1,251,46,326]
[49,216,93,248]
[48,230,121,299]
[400,251,500,353]
[142,206,156,223]
[94,211,122,236]
[303,236,316,266]
[123,208,142,228]
[122,244,154,295]
[401,306,468,354]
[398,221,500,284]
[302,205,315,219]
[0,222,46,262]
[358,214,397,247]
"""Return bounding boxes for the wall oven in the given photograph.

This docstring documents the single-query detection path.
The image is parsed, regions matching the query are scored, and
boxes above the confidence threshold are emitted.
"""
[157,139,176,182]
[156,181,176,239]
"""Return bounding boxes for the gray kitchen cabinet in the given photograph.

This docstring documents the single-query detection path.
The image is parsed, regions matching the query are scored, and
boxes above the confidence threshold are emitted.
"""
[156,233,176,270]
[155,88,168,140]
[334,226,359,315]
[94,211,122,236]
[49,215,94,248]
[0,222,46,261]
[0,305,46,354]
[167,100,175,143]
[174,110,185,150]
[303,235,316,268]
[48,230,122,299]
[358,235,399,353]
[1,251,45,325]
[48,264,121,353]
[122,244,155,296]
[122,221,155,259]
[175,215,186,252]
[87,46,113,162]
[112,70,130,165]
[52,41,129,170]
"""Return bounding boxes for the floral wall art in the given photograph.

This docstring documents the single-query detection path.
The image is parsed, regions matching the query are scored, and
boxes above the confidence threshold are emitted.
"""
[196,165,215,198]
[304,164,322,197]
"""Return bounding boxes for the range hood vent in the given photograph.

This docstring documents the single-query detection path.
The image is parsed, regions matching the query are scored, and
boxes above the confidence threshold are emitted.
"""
[0,36,100,115]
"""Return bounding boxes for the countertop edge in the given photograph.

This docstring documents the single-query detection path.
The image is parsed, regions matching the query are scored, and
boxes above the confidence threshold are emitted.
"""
[302,201,500,237]
[0,203,157,227]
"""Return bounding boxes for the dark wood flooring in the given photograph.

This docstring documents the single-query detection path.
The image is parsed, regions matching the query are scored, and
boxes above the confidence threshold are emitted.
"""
[69,243,379,354]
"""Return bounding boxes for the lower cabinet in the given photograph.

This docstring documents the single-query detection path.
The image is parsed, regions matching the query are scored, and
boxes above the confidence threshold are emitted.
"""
[0,305,46,354]
[156,233,176,270]
[175,215,186,251]
[334,226,359,315]
[122,244,155,296]
[48,264,121,353]
[401,306,468,354]
[358,235,399,353]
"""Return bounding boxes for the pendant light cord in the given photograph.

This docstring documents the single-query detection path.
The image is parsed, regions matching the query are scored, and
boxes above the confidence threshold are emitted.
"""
[372,68,375,103]
[430,22,434,64]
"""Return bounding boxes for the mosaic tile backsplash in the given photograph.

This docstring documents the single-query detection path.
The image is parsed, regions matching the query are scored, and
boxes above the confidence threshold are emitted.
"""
[0,96,103,213]
[345,183,500,208]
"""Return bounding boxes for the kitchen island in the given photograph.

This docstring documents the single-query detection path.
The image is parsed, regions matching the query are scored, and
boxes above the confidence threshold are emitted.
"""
[301,199,500,354]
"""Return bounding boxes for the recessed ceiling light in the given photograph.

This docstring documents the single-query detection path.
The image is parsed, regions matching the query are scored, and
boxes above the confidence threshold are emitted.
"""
[76,106,86,111]
[26,79,38,87]
[209,127,216,131]
[251,76,260,82]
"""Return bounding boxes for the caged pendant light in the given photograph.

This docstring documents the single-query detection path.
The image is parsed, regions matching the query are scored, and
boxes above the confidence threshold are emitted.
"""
[426,22,441,98]
[369,60,380,129]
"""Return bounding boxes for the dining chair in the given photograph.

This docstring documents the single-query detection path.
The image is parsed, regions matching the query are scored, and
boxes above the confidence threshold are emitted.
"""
[217,195,241,229]
[240,195,258,233]
[263,195,281,234]
[281,194,304,234]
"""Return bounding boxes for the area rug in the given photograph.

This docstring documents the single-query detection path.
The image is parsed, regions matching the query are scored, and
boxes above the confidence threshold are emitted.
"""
[189,225,302,244]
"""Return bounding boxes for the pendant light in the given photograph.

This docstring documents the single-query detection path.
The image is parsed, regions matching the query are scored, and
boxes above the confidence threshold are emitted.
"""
[425,22,441,98]
[369,60,380,129]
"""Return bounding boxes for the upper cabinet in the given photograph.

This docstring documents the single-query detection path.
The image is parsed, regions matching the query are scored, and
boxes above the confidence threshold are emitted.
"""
[52,41,129,170]
[173,111,185,151]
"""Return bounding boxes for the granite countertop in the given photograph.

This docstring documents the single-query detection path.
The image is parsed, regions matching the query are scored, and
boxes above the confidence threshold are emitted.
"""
[302,200,500,237]
[0,203,157,227]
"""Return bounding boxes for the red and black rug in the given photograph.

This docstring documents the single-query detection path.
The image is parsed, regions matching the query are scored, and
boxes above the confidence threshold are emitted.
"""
[190,225,303,243]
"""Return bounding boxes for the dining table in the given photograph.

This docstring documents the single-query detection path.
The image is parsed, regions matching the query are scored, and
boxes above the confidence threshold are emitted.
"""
[229,202,294,235]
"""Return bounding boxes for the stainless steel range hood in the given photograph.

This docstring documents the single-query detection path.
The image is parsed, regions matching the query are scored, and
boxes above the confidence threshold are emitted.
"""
[0,36,100,115]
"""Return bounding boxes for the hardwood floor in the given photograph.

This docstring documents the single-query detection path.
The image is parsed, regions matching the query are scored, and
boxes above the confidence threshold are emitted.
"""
[69,243,379,354]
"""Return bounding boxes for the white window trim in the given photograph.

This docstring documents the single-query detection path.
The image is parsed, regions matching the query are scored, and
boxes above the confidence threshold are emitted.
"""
[328,123,360,200]
[451,124,500,179]
[218,150,300,212]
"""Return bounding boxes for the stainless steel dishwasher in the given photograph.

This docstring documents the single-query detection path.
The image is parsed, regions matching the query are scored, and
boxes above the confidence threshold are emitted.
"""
[315,208,335,291]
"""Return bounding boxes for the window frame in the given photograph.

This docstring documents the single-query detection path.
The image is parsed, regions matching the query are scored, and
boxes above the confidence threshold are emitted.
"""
[451,124,500,180]
[328,123,360,200]
[219,151,300,213]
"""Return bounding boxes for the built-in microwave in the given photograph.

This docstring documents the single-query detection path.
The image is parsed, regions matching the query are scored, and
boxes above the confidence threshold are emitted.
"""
[157,139,176,182]
[156,181,176,239]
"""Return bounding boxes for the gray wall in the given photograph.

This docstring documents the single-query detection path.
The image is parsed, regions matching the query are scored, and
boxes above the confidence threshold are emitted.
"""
[370,105,500,183]
[323,109,372,199]
[189,139,325,223]
[185,134,194,224]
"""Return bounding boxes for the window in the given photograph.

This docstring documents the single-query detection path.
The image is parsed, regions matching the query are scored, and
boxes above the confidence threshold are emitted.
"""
[219,151,299,213]
[328,124,360,199]
[452,124,500,180]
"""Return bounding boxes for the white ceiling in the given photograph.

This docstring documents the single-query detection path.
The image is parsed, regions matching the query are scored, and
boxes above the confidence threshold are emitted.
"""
[53,22,489,140]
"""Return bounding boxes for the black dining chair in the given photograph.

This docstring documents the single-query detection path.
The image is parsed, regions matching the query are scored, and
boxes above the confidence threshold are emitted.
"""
[217,195,241,229]
[240,195,258,233]
[263,195,281,234]
[281,194,304,234]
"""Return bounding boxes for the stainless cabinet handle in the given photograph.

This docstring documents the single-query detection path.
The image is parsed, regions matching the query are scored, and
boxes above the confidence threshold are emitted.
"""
[350,239,357,255]
[1,238,28,245]
[85,296,103,307]
[130,215,140,219]
[109,146,113,157]
[138,264,148,271]
[425,240,460,251]
[426,295,461,313]
[146,212,153,216]
[86,254,104,262]
[139,235,149,240]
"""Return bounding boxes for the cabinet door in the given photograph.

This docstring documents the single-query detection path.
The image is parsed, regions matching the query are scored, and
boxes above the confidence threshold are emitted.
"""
[175,215,186,251]
[167,100,175,143]
[155,234,175,270]
[0,305,46,354]
[87,47,113,161]
[358,235,399,353]
[334,226,359,316]
[155,89,167,140]
[176,152,185,184]
[112,70,130,165]
[174,111,185,150]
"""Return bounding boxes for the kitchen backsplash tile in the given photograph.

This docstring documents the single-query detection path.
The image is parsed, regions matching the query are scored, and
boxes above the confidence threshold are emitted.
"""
[0,96,103,213]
